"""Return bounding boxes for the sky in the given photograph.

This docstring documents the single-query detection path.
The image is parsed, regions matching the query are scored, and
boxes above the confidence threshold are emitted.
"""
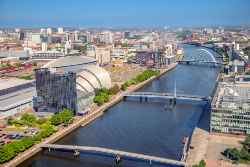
[0,0,250,28]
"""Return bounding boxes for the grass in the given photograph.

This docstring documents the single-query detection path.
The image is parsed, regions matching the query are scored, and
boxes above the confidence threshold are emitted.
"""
[109,68,130,72]
[2,128,29,132]
[237,158,250,164]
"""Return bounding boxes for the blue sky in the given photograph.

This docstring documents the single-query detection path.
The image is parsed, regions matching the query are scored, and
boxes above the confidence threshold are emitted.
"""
[0,0,249,28]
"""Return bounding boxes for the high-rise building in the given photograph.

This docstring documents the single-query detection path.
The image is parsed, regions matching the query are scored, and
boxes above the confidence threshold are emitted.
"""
[20,33,25,40]
[58,27,63,34]
[93,38,99,44]
[207,29,213,35]
[124,31,129,39]
[35,70,77,115]
[47,28,52,35]
[42,42,47,51]
[78,35,87,43]
[229,42,235,61]
[66,33,78,41]
[215,29,220,34]
[220,29,224,33]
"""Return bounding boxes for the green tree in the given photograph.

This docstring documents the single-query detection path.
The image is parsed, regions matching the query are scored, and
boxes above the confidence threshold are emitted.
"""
[40,130,47,138]
[193,165,199,167]
[100,88,108,94]
[33,61,37,66]
[50,114,62,126]
[26,114,36,123]
[20,136,34,149]
[36,117,47,124]
[199,159,206,167]
[9,141,21,156]
[52,125,58,132]
[59,110,74,122]
[21,113,29,121]
[127,60,132,64]
[94,88,100,96]
[0,145,15,164]
[231,148,241,160]
[97,97,104,106]
[245,135,250,145]
[102,93,109,102]
[33,134,42,141]
[64,121,69,127]
[114,84,120,94]
[121,84,127,90]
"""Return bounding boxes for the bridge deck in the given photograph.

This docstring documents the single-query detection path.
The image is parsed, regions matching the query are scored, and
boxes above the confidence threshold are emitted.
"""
[40,144,188,166]
[177,60,227,65]
[123,92,207,100]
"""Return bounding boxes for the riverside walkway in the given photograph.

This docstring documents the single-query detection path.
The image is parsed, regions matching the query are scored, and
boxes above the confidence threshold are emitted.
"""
[40,144,188,166]
[123,92,207,101]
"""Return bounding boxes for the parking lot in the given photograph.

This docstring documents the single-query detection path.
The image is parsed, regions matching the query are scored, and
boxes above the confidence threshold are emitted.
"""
[0,130,34,146]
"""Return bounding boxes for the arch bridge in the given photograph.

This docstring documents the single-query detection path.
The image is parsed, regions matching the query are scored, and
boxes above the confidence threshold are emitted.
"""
[177,49,227,66]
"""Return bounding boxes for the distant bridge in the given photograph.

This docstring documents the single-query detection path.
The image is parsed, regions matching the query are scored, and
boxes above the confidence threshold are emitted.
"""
[40,144,188,166]
[178,49,228,66]
[123,92,207,101]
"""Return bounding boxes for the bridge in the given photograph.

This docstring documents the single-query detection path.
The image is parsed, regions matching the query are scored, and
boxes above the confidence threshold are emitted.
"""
[40,144,188,166]
[178,49,228,66]
[123,92,207,101]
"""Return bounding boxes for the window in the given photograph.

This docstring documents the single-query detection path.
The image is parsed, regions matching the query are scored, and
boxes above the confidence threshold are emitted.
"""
[236,78,240,81]
[243,78,250,82]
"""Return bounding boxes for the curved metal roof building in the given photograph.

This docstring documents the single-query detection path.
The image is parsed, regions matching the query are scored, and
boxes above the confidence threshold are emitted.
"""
[41,56,111,92]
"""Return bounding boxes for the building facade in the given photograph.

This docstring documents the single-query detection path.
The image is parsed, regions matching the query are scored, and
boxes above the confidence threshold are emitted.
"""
[136,51,155,64]
[35,70,78,115]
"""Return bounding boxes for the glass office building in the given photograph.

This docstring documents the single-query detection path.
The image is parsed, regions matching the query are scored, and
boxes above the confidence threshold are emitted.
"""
[35,70,77,115]
[211,75,250,136]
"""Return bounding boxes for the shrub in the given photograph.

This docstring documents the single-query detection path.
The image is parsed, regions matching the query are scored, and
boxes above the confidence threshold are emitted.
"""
[36,118,47,125]
[64,121,69,127]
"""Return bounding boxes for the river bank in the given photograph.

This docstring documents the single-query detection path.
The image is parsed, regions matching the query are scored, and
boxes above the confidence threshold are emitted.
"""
[4,63,179,167]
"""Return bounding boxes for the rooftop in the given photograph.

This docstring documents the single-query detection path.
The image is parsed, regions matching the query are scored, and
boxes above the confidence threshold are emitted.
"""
[42,56,97,69]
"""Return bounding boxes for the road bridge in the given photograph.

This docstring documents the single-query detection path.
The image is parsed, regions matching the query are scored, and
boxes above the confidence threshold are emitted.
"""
[123,92,207,101]
[40,144,188,166]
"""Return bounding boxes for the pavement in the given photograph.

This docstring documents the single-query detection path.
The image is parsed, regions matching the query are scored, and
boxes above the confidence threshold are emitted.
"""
[186,99,250,167]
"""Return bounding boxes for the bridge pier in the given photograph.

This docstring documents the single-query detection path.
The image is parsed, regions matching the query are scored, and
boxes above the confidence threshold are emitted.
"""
[174,98,176,104]
[170,99,172,103]
[186,62,189,65]
[123,96,127,101]
[145,97,147,101]
[140,96,142,102]
[214,62,218,67]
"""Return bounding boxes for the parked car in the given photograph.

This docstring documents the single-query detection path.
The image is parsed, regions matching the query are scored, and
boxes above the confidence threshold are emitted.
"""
[232,161,238,165]
[1,143,5,146]
[16,134,19,137]
[17,137,21,140]
[0,135,2,138]
[7,141,11,144]
[4,136,8,139]
[24,131,28,134]
[2,134,5,136]
[6,134,10,137]
[0,141,5,143]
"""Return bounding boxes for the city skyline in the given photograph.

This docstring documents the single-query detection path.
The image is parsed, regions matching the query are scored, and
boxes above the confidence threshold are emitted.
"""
[0,0,250,28]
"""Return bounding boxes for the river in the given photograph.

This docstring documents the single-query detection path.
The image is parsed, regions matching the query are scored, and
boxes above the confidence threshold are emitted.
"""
[18,44,222,167]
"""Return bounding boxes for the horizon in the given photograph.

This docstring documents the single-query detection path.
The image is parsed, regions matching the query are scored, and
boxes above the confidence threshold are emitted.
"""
[0,0,250,29]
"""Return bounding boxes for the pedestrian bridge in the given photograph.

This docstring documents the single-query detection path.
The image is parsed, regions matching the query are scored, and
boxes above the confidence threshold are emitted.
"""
[123,92,207,101]
[40,144,188,166]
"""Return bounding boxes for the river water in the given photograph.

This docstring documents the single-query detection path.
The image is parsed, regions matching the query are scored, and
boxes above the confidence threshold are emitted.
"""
[18,44,222,167]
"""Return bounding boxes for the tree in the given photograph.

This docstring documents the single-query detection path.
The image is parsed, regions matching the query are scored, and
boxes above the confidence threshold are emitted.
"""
[199,159,206,167]
[33,61,37,66]
[121,84,127,90]
[64,121,69,127]
[94,88,100,96]
[33,134,42,141]
[0,145,14,164]
[52,125,58,132]
[20,136,34,149]
[100,88,108,94]
[36,118,47,124]
[21,113,29,121]
[26,114,36,123]
[231,148,241,160]
[193,165,199,167]
[9,141,21,156]
[59,110,74,122]
[245,135,250,145]
[102,93,109,102]
[40,130,47,138]
[127,60,132,64]
[97,97,104,106]
[50,114,62,126]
